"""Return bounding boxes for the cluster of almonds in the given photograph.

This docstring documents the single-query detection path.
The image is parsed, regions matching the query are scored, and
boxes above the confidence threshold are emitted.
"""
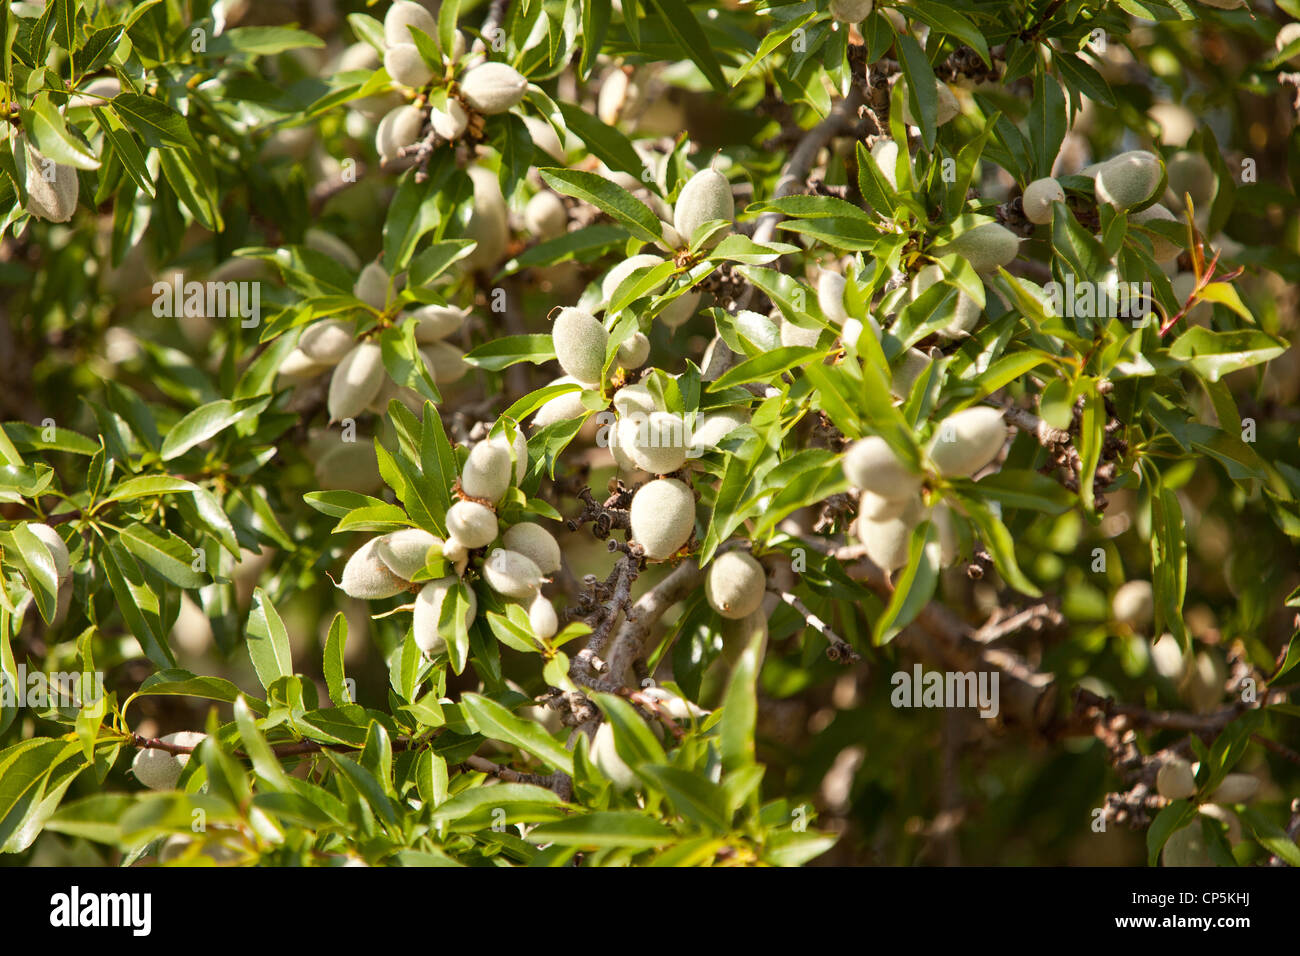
[1156,757,1261,865]
[339,422,564,650]
[841,407,1008,573]
[278,258,469,421]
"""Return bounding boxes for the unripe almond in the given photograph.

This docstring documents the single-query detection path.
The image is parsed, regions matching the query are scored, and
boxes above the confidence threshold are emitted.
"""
[464,166,509,269]
[279,348,328,380]
[1022,177,1065,225]
[430,100,468,140]
[375,103,425,164]
[1130,204,1181,262]
[28,523,71,581]
[315,441,383,494]
[529,593,558,639]
[22,138,78,223]
[354,262,391,309]
[1210,773,1258,804]
[502,522,561,575]
[1094,150,1163,210]
[421,342,469,383]
[1113,580,1154,629]
[931,502,959,566]
[1165,151,1216,212]
[613,383,658,418]
[592,721,637,790]
[900,78,960,127]
[132,732,207,791]
[298,319,355,364]
[1277,22,1300,67]
[629,478,695,560]
[780,318,823,349]
[859,489,911,522]
[660,290,701,329]
[939,223,1021,273]
[410,304,469,343]
[462,439,513,502]
[328,343,386,422]
[856,514,915,572]
[460,62,529,114]
[616,331,651,369]
[843,436,922,501]
[304,228,362,272]
[384,43,434,89]
[1199,804,1242,844]
[524,190,568,240]
[1156,757,1197,800]
[870,139,900,191]
[384,0,437,47]
[1184,650,1226,713]
[687,409,750,454]
[673,168,734,250]
[830,0,873,22]
[892,347,931,398]
[618,412,688,474]
[551,307,608,386]
[910,264,981,339]
[705,550,766,620]
[375,528,441,580]
[1150,633,1186,681]
[482,426,528,485]
[413,577,477,655]
[817,270,849,324]
[446,500,498,549]
[533,378,588,428]
[484,548,543,601]
[927,406,1008,477]
[441,535,470,575]
[341,536,409,598]
[602,254,668,303]
[734,309,780,351]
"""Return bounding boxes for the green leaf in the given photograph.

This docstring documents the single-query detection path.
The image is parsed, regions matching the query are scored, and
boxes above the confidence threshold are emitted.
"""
[119,524,205,588]
[719,626,762,770]
[539,167,661,243]
[9,524,59,624]
[556,102,648,181]
[643,0,727,92]
[1167,328,1287,383]
[111,92,198,150]
[324,612,351,706]
[102,475,201,503]
[101,542,175,668]
[246,588,293,692]
[1146,800,1197,866]
[709,346,820,390]
[205,26,325,55]
[460,693,573,774]
[45,793,137,844]
[25,96,99,170]
[1239,807,1300,867]
[896,34,937,151]
[875,521,940,644]
[160,399,244,461]
[637,764,731,832]
[463,334,556,371]
[525,811,675,848]
[135,669,263,713]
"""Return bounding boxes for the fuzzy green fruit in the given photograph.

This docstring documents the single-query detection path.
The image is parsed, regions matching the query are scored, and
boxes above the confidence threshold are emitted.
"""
[858,489,915,522]
[299,319,355,364]
[409,304,469,343]
[870,139,900,191]
[524,190,568,241]
[279,348,327,379]
[660,291,701,329]
[341,536,409,599]
[900,79,960,127]
[613,383,658,418]
[384,0,437,46]
[817,270,849,324]
[779,318,823,349]
[1022,177,1064,225]
[483,426,529,485]
[464,166,509,270]
[687,408,750,454]
[1130,204,1182,262]
[927,406,1008,477]
[705,550,767,619]
[1210,773,1258,804]
[856,513,916,572]
[1156,757,1197,800]
[22,138,78,223]
[529,593,559,639]
[618,412,689,475]
[892,347,931,398]
[592,722,637,790]
[602,254,667,304]
[1278,22,1300,67]
[532,378,588,428]
[413,577,477,655]
[616,331,651,369]
[461,439,513,502]
[328,343,386,422]
[375,103,424,163]
[431,100,468,140]
[1094,150,1163,210]
[503,522,561,574]
[376,528,440,580]
[1165,151,1216,212]
[843,436,921,500]
[132,732,207,791]
[523,116,565,162]
[420,342,469,383]
[910,264,981,339]
[1112,580,1154,629]
[629,478,695,560]
[446,500,498,549]
[384,43,434,89]
[673,168,734,250]
[354,262,391,309]
[830,0,873,23]
[484,548,544,601]
[552,307,608,386]
[460,62,529,114]
[938,223,1021,274]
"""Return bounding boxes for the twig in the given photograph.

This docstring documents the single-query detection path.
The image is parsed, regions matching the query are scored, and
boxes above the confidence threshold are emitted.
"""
[769,587,861,663]
[973,602,1064,643]
[130,733,417,758]
[595,560,703,692]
